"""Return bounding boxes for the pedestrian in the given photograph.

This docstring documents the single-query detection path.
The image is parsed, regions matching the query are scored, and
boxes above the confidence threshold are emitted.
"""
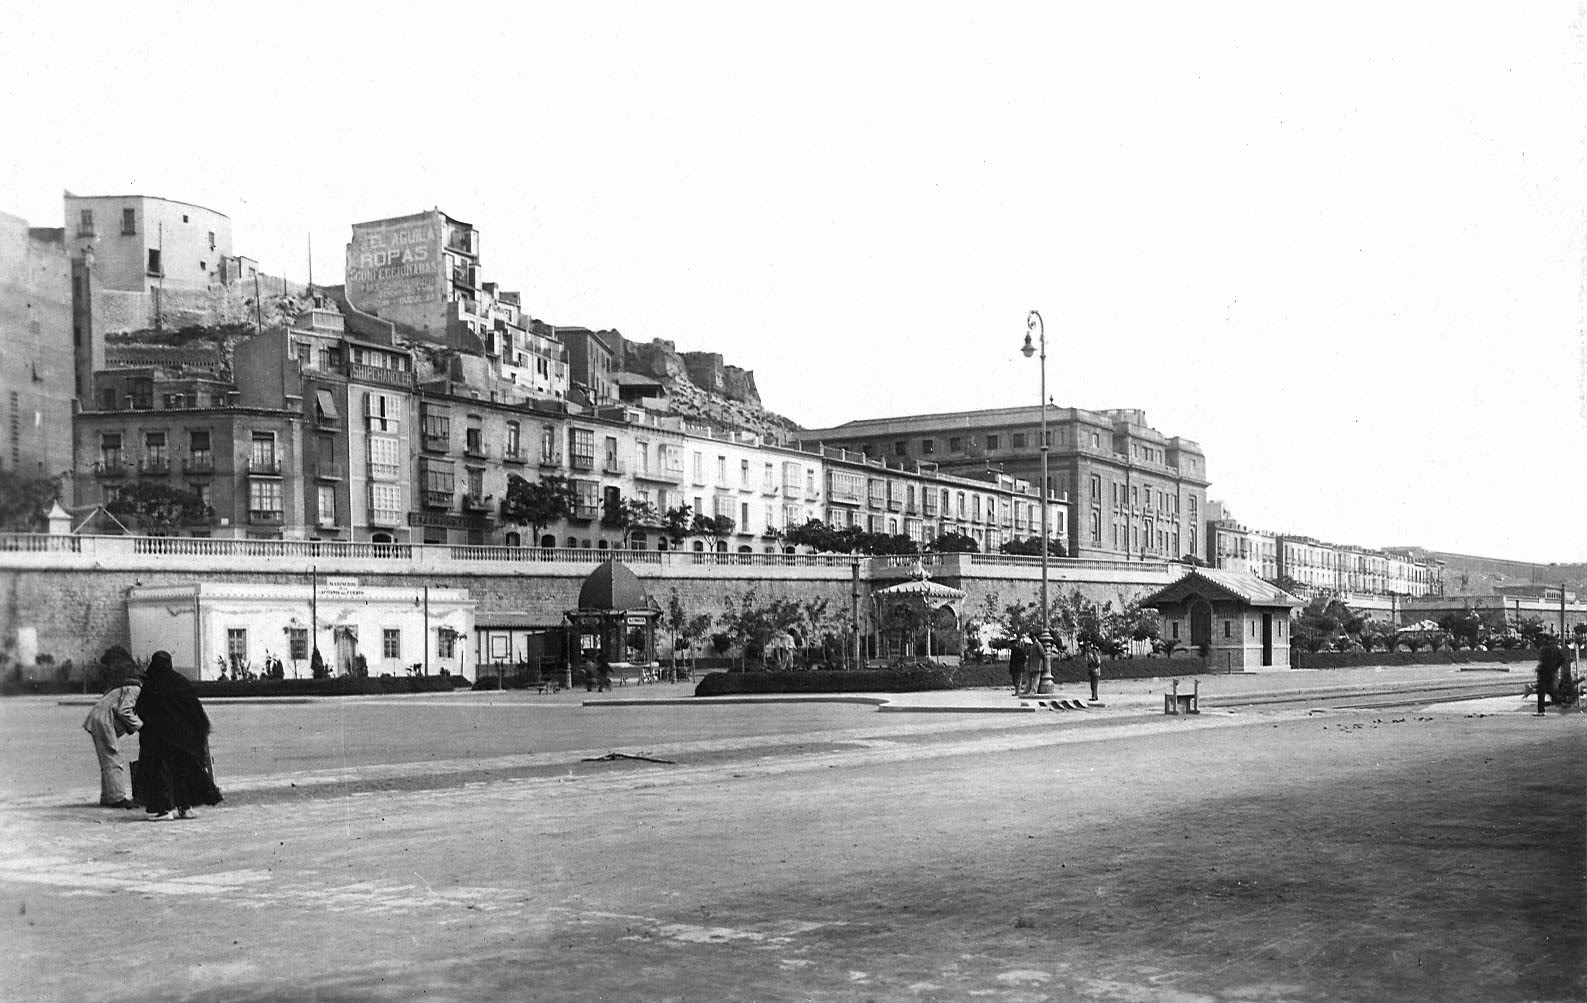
[597,651,613,692]
[133,650,222,821]
[1024,633,1044,694]
[82,667,143,808]
[583,652,597,691]
[1008,641,1027,695]
[1536,639,1565,715]
[1086,644,1103,702]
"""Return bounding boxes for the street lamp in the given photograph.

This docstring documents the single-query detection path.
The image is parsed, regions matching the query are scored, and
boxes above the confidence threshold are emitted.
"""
[1020,309,1056,695]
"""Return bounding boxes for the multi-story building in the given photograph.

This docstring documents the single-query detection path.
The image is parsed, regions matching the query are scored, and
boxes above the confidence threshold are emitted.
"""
[800,406,1198,561]
[0,212,75,481]
[345,210,486,351]
[546,324,618,404]
[72,365,303,538]
[813,446,1060,552]
[62,193,235,295]
[482,284,568,398]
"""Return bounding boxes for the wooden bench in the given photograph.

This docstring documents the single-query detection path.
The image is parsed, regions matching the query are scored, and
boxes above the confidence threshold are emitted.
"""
[1164,678,1200,715]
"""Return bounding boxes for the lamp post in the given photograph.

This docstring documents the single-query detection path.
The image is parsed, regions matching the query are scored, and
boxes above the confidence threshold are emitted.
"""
[1020,310,1056,695]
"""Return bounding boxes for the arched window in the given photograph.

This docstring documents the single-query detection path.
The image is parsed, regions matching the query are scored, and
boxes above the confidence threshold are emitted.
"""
[372,532,392,544]
[715,540,727,553]
[597,540,609,550]
[566,537,577,549]
[540,534,555,549]
[505,532,521,548]
[693,540,705,552]
[738,545,752,554]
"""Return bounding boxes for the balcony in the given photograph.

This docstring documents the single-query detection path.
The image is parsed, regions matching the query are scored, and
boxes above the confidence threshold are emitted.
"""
[634,466,683,484]
[138,458,171,476]
[424,490,453,510]
[570,452,596,472]
[368,509,402,528]
[422,434,450,454]
[183,456,215,475]
[887,499,902,512]
[314,461,345,481]
[249,509,284,525]
[502,448,526,466]
[95,460,127,478]
[570,502,599,521]
[464,442,489,460]
[539,450,562,468]
[461,493,490,512]
[245,457,282,476]
[602,458,624,475]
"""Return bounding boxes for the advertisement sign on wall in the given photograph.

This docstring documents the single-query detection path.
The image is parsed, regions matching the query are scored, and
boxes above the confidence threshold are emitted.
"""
[345,213,444,314]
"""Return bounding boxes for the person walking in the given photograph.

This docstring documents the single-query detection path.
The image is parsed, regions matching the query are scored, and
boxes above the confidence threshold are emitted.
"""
[596,651,614,692]
[82,668,143,808]
[133,651,222,821]
[1536,639,1565,715]
[1007,641,1028,696]
[1086,644,1103,702]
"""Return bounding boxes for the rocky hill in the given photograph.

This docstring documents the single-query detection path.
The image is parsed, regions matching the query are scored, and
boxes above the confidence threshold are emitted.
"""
[605,332,802,444]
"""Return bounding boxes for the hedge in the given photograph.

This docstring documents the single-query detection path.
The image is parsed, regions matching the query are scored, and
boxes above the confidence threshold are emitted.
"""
[695,669,955,696]
[193,675,464,698]
[1292,649,1539,670]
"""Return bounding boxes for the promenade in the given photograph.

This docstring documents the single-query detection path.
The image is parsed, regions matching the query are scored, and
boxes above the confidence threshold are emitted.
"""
[2,663,1580,1002]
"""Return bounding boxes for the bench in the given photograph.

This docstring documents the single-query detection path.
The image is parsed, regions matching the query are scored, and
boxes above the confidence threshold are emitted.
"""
[1164,678,1200,715]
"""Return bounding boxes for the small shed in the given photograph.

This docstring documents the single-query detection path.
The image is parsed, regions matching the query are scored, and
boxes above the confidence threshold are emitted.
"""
[873,560,965,661]
[564,559,661,676]
[1142,568,1303,672]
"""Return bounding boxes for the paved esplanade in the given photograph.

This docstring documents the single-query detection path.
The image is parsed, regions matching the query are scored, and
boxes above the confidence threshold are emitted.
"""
[2,665,1580,1002]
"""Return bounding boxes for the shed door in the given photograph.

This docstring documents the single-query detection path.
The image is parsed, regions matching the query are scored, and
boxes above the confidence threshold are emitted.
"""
[1190,601,1212,648]
[1261,612,1273,667]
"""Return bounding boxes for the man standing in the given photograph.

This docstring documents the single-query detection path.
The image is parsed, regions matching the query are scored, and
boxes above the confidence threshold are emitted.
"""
[83,670,143,808]
[1537,639,1565,715]
[1008,640,1028,696]
[1086,644,1103,702]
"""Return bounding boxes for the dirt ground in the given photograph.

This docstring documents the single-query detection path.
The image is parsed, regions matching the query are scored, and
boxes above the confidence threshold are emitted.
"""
[1,699,1582,1002]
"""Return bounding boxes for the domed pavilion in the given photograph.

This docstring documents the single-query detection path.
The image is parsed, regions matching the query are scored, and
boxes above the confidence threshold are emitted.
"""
[564,559,661,678]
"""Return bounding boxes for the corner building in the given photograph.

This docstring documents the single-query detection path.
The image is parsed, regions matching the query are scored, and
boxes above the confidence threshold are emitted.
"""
[799,406,1205,561]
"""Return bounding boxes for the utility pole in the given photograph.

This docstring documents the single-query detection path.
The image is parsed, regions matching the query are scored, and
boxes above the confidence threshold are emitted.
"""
[851,558,861,668]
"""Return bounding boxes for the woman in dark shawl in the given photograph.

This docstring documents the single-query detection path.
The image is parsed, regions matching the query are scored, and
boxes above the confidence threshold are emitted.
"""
[133,650,222,820]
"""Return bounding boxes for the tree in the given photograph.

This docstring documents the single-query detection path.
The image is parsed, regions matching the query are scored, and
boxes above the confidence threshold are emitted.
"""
[929,532,979,553]
[690,513,736,550]
[1176,553,1209,567]
[664,588,716,675]
[784,518,842,552]
[602,496,658,548]
[0,471,62,531]
[499,473,574,544]
[1437,611,1483,650]
[105,480,211,535]
[1000,535,1068,558]
[660,504,694,549]
[1263,574,1307,598]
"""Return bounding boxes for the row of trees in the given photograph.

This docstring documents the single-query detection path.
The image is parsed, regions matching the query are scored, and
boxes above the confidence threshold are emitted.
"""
[1286,595,1584,654]
[661,586,843,671]
[498,473,735,549]
[967,588,1163,659]
[781,517,1067,558]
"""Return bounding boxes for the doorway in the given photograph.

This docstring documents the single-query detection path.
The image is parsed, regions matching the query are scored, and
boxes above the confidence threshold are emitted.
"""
[1261,612,1273,667]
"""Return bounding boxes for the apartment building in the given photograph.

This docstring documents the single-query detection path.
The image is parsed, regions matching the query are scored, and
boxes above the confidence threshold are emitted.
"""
[345,209,486,351]
[800,405,1196,561]
[62,193,235,295]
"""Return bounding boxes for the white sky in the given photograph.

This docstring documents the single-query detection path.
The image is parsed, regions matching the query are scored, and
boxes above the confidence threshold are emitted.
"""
[3,4,1584,563]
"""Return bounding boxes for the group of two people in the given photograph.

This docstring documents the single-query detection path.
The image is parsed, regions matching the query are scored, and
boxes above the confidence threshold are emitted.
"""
[1008,637,1104,701]
[82,650,223,820]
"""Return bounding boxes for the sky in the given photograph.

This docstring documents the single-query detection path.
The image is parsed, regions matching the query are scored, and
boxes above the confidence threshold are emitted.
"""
[3,4,1584,563]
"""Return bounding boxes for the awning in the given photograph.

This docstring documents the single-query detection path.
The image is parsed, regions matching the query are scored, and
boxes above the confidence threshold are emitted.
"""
[315,389,340,420]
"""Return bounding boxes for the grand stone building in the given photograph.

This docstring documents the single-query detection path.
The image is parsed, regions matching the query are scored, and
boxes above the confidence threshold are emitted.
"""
[799,406,1206,562]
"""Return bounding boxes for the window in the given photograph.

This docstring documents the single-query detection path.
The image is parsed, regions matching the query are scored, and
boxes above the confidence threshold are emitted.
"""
[249,480,282,517]
[570,428,595,469]
[365,392,400,432]
[986,434,999,450]
[1013,432,1027,448]
[251,432,276,471]
[438,629,455,659]
[605,437,620,472]
[1224,621,1232,638]
[921,439,935,454]
[287,628,308,662]
[465,426,484,456]
[1171,622,1180,640]
[121,208,136,235]
[227,629,247,669]
[369,483,400,523]
[505,421,520,458]
[368,436,400,480]
[78,209,94,235]
[1091,432,1099,448]
[317,485,336,527]
[147,248,162,276]
[144,431,167,469]
[717,455,728,481]
[893,441,906,456]
[692,452,704,484]
[208,231,216,250]
[949,437,962,452]
[1091,475,1101,500]
[741,459,751,487]
[383,629,401,659]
